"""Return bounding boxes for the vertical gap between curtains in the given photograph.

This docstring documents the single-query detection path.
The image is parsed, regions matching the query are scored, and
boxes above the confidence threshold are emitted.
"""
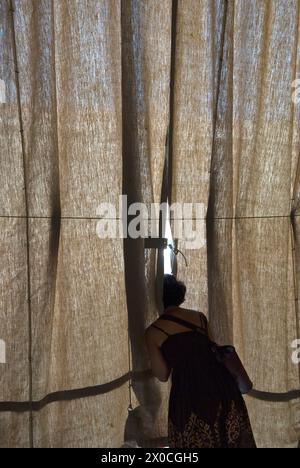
[48,3,62,417]
[166,0,178,208]
[8,0,33,448]
[127,317,133,413]
[156,0,178,300]
[291,2,300,209]
[121,0,171,445]
[208,0,228,179]
[50,0,61,217]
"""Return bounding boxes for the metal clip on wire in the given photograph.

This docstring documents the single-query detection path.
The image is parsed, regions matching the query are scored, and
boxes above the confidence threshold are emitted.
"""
[168,244,188,267]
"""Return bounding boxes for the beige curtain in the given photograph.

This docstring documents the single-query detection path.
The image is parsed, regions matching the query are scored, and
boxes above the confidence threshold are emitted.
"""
[169,0,300,449]
[0,0,172,448]
[1,0,128,448]
[205,0,300,448]
[171,0,225,311]
[1,0,300,448]
[121,0,172,446]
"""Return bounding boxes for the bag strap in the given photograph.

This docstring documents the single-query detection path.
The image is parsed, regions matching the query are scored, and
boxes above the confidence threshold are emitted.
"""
[150,324,170,336]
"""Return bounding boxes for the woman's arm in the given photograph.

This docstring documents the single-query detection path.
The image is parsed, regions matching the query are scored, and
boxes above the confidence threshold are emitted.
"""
[144,328,171,383]
[207,320,215,342]
[198,312,214,342]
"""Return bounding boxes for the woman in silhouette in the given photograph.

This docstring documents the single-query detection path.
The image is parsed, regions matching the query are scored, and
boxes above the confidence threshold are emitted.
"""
[145,274,256,448]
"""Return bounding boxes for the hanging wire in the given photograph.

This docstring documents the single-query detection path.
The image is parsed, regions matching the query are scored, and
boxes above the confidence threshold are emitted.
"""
[168,244,188,268]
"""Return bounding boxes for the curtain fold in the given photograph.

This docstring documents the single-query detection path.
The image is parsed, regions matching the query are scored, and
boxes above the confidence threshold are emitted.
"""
[121,0,172,446]
[205,0,300,448]
[171,0,226,313]
[0,0,31,448]
[1,0,130,448]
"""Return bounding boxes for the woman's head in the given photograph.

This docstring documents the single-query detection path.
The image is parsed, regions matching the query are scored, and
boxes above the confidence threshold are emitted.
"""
[163,274,186,309]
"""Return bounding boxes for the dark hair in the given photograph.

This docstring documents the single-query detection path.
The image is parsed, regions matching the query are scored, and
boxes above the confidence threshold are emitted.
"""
[163,274,186,309]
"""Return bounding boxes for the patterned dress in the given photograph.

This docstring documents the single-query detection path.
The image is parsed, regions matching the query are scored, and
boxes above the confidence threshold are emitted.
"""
[152,313,256,449]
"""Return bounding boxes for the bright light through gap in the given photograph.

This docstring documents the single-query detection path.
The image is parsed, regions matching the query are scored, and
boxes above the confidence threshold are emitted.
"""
[164,202,174,274]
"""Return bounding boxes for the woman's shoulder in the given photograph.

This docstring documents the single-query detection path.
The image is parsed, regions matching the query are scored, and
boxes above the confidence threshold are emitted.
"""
[180,307,208,322]
[158,307,208,327]
[146,307,208,331]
